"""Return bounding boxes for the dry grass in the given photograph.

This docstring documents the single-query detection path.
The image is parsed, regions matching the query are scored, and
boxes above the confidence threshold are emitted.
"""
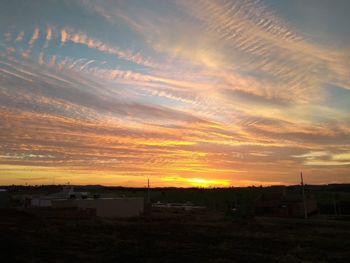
[1,209,349,262]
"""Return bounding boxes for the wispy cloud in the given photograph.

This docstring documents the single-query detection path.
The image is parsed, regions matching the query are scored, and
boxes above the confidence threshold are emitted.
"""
[60,29,68,45]
[44,26,52,48]
[15,31,24,42]
[0,0,349,186]
[37,52,45,65]
[61,28,159,69]
[28,27,40,46]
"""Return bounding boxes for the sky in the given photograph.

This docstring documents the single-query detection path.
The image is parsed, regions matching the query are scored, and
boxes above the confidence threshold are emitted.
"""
[0,0,349,187]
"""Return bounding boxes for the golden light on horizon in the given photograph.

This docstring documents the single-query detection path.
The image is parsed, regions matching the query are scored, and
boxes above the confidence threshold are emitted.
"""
[161,177,231,188]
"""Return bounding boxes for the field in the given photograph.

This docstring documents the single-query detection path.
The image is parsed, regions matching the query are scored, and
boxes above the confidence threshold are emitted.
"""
[1,208,350,263]
[2,185,350,262]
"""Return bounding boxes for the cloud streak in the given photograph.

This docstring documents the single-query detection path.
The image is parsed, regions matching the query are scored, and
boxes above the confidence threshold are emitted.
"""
[28,27,39,46]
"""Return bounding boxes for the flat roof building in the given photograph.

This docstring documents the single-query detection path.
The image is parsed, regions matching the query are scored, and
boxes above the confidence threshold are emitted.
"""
[29,186,144,218]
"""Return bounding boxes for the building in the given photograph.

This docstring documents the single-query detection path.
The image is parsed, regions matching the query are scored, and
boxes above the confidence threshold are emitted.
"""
[52,197,144,218]
[30,186,144,218]
[255,189,318,218]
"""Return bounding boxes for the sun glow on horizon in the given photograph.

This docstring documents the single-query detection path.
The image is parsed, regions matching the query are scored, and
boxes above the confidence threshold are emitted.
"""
[161,177,231,188]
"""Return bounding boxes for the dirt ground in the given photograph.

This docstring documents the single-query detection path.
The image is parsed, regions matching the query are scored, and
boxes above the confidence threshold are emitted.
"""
[1,209,349,263]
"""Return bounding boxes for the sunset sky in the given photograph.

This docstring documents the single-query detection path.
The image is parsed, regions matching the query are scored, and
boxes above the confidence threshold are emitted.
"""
[1,0,349,187]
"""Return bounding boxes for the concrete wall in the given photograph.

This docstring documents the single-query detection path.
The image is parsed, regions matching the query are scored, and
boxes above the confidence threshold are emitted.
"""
[31,198,52,207]
[53,198,144,218]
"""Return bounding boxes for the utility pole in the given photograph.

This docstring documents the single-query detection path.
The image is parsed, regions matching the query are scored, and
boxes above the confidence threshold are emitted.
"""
[300,172,308,219]
[147,178,150,204]
[333,194,338,216]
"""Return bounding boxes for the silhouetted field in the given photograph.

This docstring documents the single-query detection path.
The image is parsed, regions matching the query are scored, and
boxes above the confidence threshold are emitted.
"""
[6,184,350,215]
[1,208,350,263]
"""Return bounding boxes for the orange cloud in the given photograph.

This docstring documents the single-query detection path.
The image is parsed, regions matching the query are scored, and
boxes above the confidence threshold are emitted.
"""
[28,27,40,46]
